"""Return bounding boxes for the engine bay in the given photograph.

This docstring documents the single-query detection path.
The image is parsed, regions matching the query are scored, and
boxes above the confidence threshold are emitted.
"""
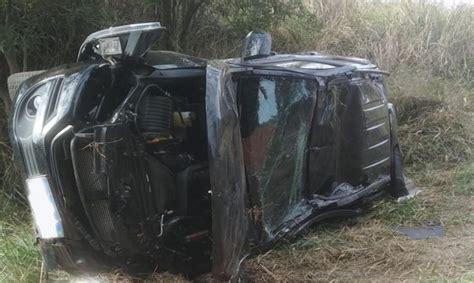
[68,63,212,274]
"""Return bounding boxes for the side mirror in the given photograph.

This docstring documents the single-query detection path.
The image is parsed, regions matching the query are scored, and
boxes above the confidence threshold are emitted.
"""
[240,31,272,62]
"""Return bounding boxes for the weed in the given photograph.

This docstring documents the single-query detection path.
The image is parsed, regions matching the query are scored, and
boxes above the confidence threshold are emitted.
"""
[454,162,474,196]
[368,198,423,225]
[0,191,40,282]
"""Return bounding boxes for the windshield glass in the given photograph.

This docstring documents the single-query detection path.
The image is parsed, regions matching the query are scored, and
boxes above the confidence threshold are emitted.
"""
[238,76,318,237]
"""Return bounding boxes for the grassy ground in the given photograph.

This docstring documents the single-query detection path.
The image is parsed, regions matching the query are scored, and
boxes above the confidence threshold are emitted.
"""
[0,180,41,282]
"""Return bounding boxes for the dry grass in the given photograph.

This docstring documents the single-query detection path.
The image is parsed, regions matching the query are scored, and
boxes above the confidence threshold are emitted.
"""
[395,97,472,167]
[244,225,474,282]
[276,0,474,81]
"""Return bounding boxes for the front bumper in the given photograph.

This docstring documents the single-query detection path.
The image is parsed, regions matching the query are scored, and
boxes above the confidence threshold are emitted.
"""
[26,176,64,239]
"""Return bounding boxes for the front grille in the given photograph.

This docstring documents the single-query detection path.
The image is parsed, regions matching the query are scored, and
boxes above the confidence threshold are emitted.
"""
[71,135,117,245]
[89,200,116,242]
[72,138,108,194]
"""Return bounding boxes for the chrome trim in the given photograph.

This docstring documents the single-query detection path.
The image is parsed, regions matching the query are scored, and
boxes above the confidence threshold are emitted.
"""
[363,156,390,170]
[365,122,385,131]
[363,103,385,112]
[367,139,389,150]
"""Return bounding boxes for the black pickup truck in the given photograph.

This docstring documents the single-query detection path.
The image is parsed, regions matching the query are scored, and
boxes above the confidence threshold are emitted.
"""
[9,23,408,280]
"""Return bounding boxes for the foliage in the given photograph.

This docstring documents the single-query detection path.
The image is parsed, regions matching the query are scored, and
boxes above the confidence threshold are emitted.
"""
[213,0,295,35]
[0,0,101,71]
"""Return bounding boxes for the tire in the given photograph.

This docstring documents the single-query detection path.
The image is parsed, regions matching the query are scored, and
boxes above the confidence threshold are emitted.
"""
[7,70,45,101]
[389,146,409,197]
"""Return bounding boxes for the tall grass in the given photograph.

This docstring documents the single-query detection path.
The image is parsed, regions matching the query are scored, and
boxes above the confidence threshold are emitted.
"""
[276,0,474,81]
[0,191,40,282]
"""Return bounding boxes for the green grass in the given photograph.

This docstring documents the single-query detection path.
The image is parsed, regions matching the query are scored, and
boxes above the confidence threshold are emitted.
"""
[454,162,474,195]
[0,191,41,282]
[368,198,421,225]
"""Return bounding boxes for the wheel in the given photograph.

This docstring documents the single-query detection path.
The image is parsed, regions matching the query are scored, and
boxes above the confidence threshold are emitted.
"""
[389,146,409,197]
[7,70,45,100]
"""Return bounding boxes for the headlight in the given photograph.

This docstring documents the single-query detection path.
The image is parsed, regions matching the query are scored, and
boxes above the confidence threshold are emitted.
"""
[26,176,64,239]
[15,81,53,139]
[25,95,43,117]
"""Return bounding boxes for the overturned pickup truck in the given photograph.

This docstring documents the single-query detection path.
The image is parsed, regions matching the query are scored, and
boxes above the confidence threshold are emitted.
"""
[9,23,408,280]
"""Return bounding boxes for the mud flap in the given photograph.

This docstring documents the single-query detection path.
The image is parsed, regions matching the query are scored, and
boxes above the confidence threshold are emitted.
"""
[387,103,409,198]
[389,146,409,197]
